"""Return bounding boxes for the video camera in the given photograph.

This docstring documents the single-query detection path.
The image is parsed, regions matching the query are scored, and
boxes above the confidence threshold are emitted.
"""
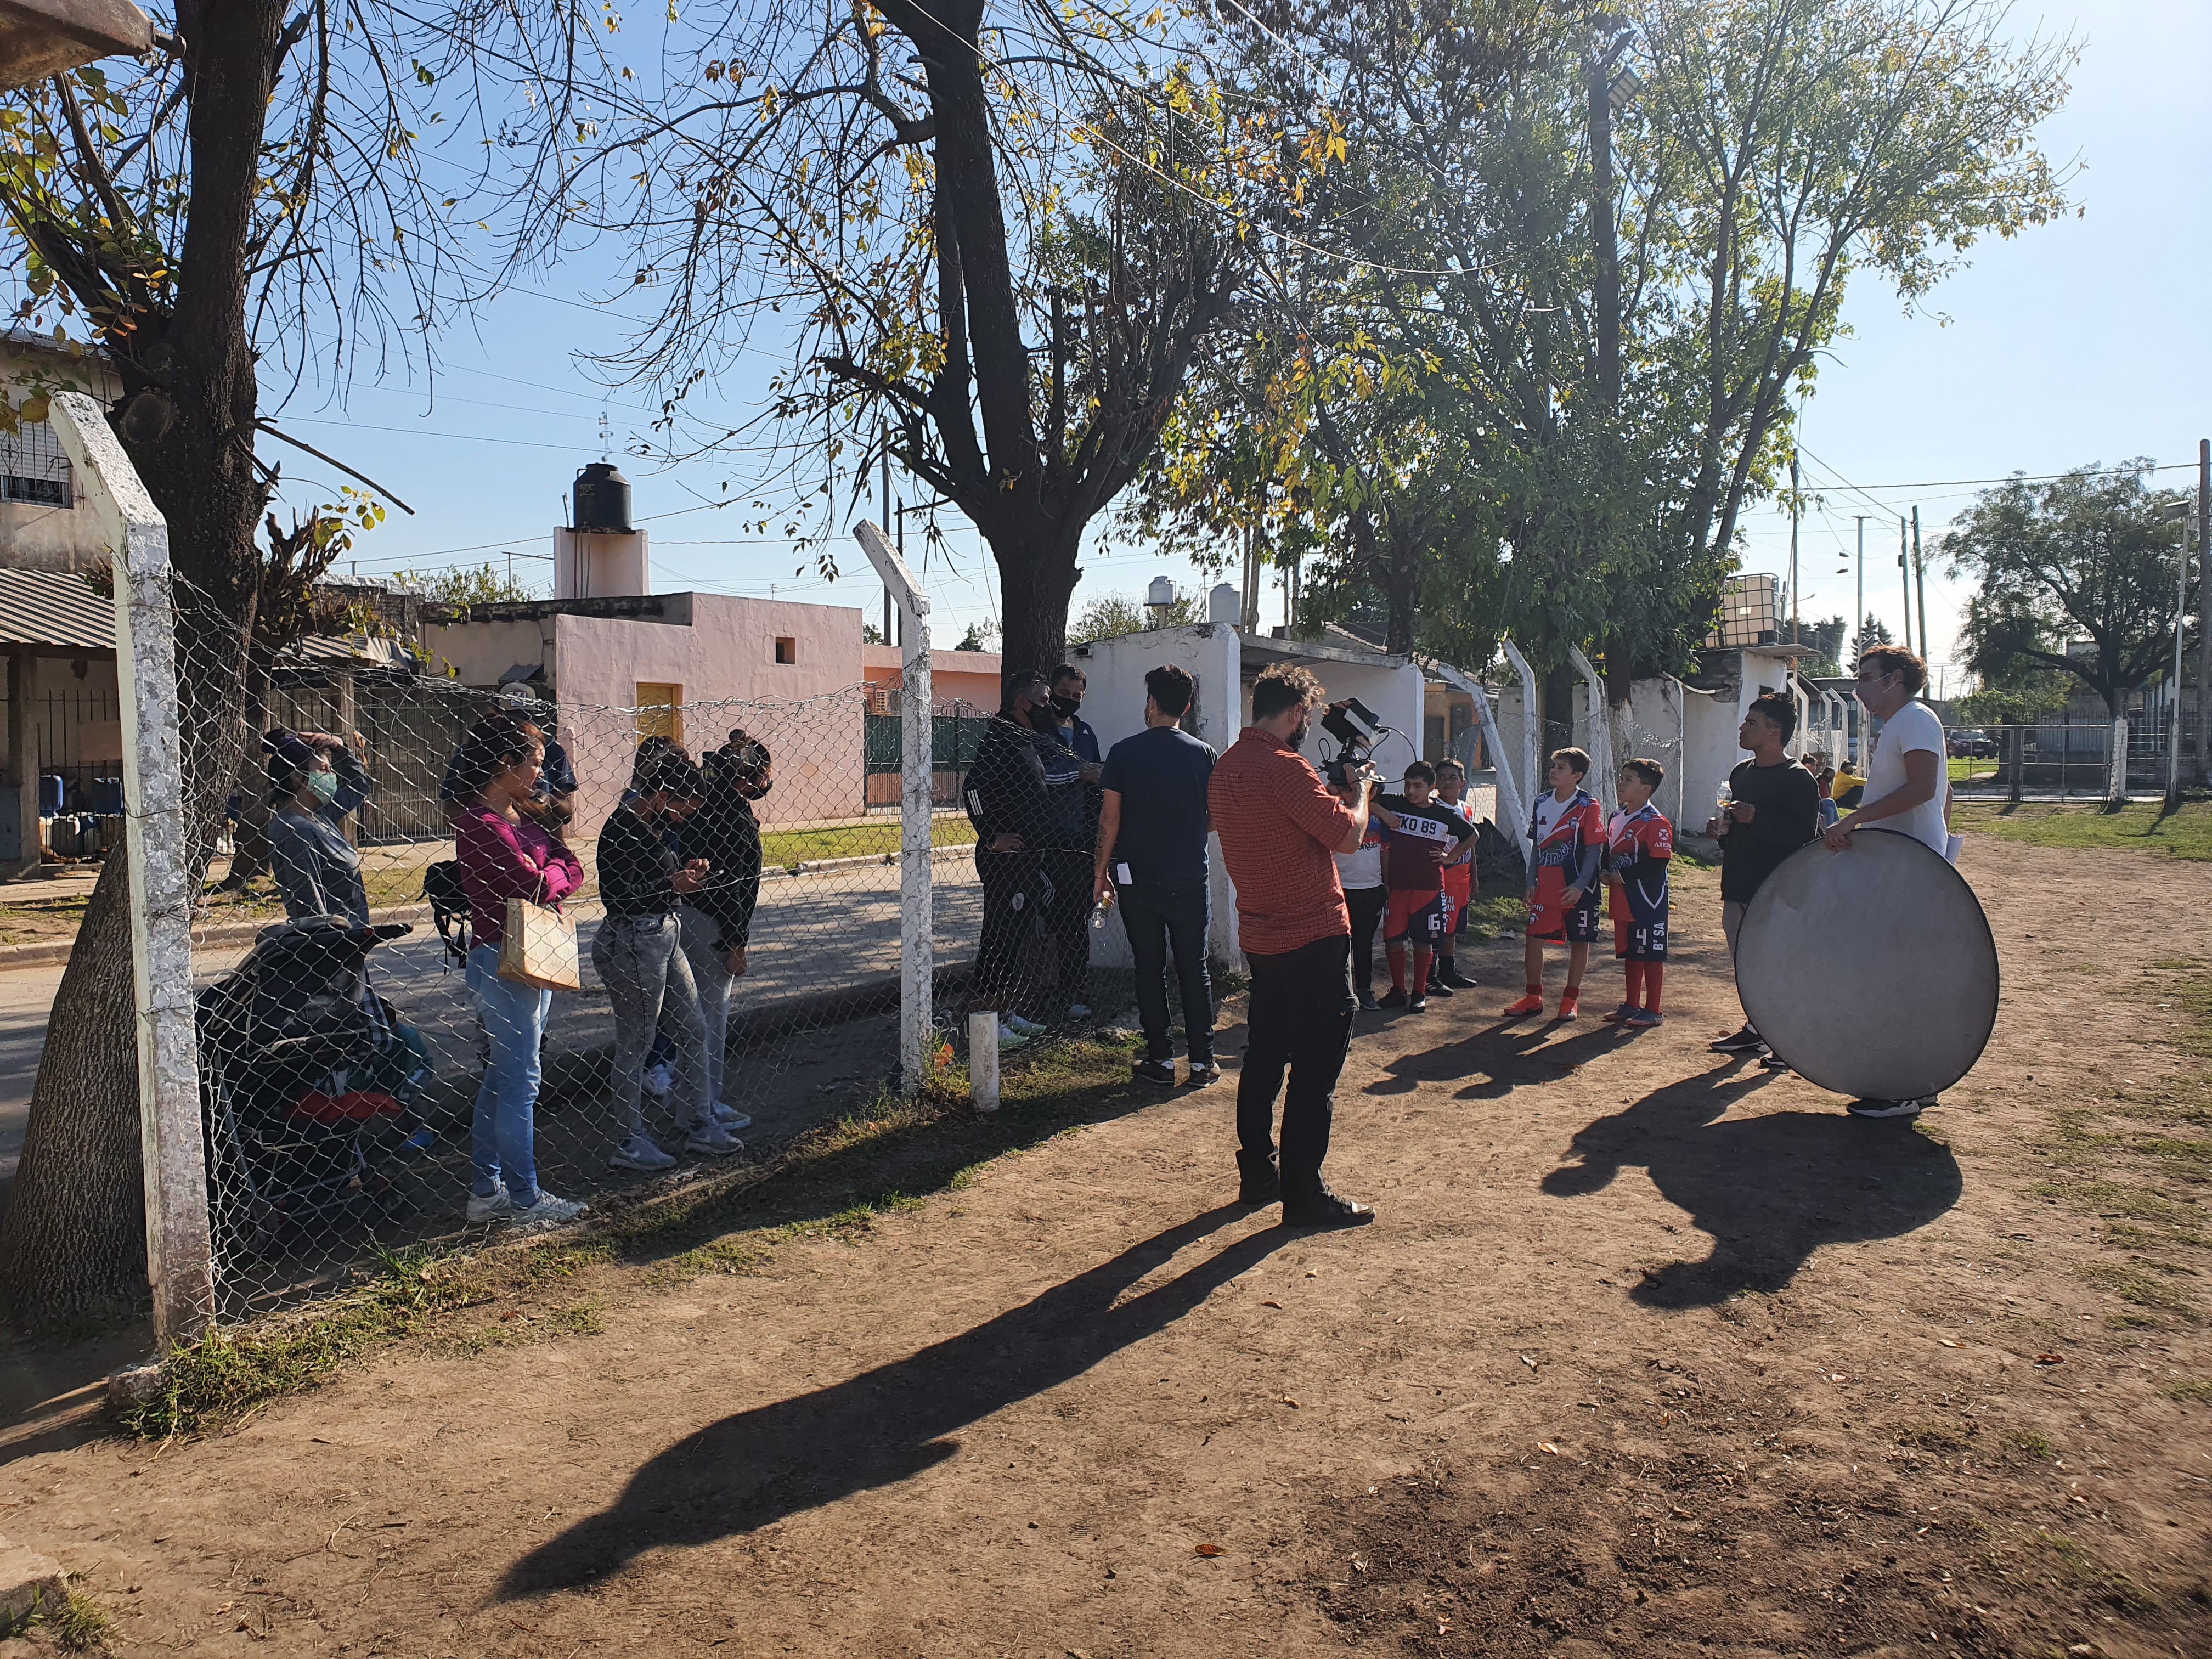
[1319,697,1384,790]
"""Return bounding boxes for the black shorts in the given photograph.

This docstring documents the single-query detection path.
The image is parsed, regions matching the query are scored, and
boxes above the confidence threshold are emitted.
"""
[1531,901,1602,945]
[1624,916,1668,962]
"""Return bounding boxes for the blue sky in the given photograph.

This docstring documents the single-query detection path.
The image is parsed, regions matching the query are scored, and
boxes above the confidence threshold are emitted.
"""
[270,0,2208,692]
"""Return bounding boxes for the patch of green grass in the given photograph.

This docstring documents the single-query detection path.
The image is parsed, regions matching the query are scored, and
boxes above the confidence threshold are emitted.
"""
[1946,757,1999,785]
[759,815,976,870]
[2003,1429,2053,1458]
[5,1586,115,1650]
[1457,892,1526,942]
[1955,799,2212,861]
[2078,1261,2198,1316]
[1896,1420,1972,1452]
[2163,1379,2212,1403]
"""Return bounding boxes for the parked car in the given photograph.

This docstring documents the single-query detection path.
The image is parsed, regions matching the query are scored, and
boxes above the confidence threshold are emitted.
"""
[1947,728,1997,759]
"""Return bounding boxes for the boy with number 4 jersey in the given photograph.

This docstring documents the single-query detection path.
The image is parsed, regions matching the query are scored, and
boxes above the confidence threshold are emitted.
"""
[1506,748,1605,1020]
[1602,758,1672,1028]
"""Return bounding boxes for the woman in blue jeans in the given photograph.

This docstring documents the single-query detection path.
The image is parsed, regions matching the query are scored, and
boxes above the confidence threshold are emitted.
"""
[453,713,588,1229]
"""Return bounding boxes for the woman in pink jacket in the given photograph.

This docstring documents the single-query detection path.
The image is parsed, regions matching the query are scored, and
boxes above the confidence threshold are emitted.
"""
[452,714,588,1229]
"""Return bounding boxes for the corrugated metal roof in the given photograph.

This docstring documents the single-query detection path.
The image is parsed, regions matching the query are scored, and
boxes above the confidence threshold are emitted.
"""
[0,567,115,651]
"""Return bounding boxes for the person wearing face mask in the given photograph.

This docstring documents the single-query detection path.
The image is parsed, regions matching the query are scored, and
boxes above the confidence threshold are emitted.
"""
[964,671,1058,1048]
[679,730,773,1130]
[1207,664,1377,1228]
[1043,665,1105,1018]
[266,726,374,927]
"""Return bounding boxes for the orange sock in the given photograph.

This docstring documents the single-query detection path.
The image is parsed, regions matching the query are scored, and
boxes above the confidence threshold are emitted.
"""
[1386,943,1407,992]
[1643,963,1664,1013]
[1624,961,1645,1005]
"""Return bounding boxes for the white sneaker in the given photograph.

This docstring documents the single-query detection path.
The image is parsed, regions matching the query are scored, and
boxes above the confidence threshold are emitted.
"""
[642,1062,674,1098]
[465,1185,511,1223]
[685,1122,746,1156]
[509,1192,586,1230]
[995,1015,1034,1049]
[1067,1003,1092,1019]
[610,1135,676,1172]
[710,1102,753,1131]
[1004,1013,1047,1037]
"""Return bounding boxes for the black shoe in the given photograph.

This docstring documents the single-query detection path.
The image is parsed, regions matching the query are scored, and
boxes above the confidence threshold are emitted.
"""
[1408,994,1428,1013]
[1132,1058,1177,1086]
[1437,964,1477,989]
[1424,977,1455,998]
[1184,1060,1220,1088]
[1356,991,1380,1012]
[1237,1155,1283,1206]
[1376,988,1409,1009]
[1281,1188,1376,1228]
[1709,1025,1765,1054]
[1759,1049,1792,1072]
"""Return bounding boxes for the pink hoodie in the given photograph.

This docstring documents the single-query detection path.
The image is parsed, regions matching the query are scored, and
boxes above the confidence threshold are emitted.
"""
[455,805,584,947]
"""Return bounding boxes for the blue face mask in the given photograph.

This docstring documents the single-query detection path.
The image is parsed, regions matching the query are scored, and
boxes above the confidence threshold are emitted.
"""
[308,770,340,805]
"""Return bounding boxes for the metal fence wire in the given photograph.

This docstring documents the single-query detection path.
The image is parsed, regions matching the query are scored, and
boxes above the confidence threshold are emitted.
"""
[139,576,1063,1317]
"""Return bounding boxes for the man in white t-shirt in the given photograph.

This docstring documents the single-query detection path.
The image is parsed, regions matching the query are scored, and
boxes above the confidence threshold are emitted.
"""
[1821,644,1951,1121]
[1822,645,1948,857]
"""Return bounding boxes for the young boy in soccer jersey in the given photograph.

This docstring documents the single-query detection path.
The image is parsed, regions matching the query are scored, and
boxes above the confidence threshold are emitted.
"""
[1430,758,1480,993]
[1373,760,1478,1012]
[1505,748,1605,1020]
[1601,758,1672,1029]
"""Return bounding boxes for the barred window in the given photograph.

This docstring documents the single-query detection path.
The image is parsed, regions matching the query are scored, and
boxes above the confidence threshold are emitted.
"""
[1,419,71,509]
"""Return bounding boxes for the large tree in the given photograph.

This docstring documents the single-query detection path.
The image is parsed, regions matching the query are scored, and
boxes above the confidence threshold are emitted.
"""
[0,5,596,1323]
[1948,462,2195,807]
[546,0,1302,674]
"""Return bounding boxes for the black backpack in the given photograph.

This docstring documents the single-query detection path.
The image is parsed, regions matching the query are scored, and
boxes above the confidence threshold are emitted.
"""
[422,861,471,965]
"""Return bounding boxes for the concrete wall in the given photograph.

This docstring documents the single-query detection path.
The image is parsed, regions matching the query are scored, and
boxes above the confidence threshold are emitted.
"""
[861,644,1002,714]
[0,341,121,573]
[1277,653,1425,790]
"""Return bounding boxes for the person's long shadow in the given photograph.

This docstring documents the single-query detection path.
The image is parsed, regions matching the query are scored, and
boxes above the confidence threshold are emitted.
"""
[500,1205,1290,1599]
[1541,1068,1962,1309]
[1365,1018,1628,1099]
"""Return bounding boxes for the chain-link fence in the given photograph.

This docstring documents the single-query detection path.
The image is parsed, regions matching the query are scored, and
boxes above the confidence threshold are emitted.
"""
[1954,711,2207,799]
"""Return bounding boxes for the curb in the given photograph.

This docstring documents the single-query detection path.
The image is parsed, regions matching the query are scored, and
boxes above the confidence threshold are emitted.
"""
[0,1532,66,1627]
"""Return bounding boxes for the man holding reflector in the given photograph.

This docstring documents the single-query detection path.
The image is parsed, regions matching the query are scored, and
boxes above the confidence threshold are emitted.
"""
[1824,646,1949,861]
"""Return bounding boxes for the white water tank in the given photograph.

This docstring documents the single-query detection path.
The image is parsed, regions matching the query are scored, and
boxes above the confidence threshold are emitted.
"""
[1209,582,1240,625]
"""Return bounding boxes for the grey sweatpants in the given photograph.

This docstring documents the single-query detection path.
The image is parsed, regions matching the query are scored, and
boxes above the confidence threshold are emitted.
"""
[592,912,709,1144]
[679,904,738,1110]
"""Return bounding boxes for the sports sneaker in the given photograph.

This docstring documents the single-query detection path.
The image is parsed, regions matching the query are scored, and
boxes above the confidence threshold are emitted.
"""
[1558,991,1581,1019]
[1004,1013,1047,1037]
[685,1122,746,1156]
[1759,1049,1792,1072]
[1356,990,1380,1012]
[1847,1097,1929,1119]
[1408,993,1429,1013]
[509,1192,587,1231]
[402,1125,437,1151]
[711,1103,754,1131]
[1132,1058,1177,1086]
[465,1184,511,1224]
[1281,1187,1376,1228]
[1502,992,1544,1017]
[1423,977,1455,998]
[995,1015,1034,1049]
[1624,1008,1663,1029]
[642,1061,674,1098]
[1184,1061,1220,1088]
[1709,1025,1765,1054]
[1376,988,1409,1010]
[1601,1002,1635,1023]
[1437,964,1478,990]
[1066,1003,1093,1020]
[610,1135,676,1172]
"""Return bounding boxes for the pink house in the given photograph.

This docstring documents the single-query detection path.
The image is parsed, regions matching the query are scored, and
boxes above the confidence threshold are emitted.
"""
[422,592,868,830]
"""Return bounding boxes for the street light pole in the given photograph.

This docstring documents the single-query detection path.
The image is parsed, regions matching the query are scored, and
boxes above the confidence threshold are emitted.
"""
[1788,450,1801,645]
[2170,505,2192,807]
[1853,515,1867,764]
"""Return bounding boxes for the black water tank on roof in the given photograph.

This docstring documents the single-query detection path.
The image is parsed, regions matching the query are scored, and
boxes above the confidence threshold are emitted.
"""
[572,462,633,533]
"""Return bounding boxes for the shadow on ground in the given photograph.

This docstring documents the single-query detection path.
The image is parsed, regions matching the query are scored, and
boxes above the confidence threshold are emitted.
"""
[1541,1066,1963,1307]
[500,1205,1289,1598]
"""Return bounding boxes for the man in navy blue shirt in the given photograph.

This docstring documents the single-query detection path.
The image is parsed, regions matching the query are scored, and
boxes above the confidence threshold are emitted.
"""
[1092,664,1217,1086]
[1045,664,1105,1017]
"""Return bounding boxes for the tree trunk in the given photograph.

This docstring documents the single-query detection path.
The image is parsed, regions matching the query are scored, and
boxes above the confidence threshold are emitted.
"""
[2106,704,2129,809]
[991,524,1080,685]
[218,668,272,886]
[2007,723,2023,805]
[0,0,281,1326]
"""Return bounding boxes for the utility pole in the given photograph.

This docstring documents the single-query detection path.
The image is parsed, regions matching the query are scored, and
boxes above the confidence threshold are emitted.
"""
[880,446,894,647]
[2197,437,2209,788]
[1854,515,1867,764]
[1788,450,1801,645]
[2170,504,2192,806]
[1912,507,1929,670]
[1899,516,1913,654]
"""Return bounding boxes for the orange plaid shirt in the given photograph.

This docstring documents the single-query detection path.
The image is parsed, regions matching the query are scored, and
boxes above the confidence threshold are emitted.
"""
[1208,726,1360,956]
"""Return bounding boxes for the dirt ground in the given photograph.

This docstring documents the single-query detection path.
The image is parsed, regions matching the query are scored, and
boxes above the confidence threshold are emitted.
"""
[2,836,2208,1658]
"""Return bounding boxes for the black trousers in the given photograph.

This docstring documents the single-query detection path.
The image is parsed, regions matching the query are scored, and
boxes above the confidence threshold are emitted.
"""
[1235,932,1357,1201]
[1120,879,1213,1064]
[974,847,1037,1008]
[1043,848,1094,1007]
[1343,884,1386,996]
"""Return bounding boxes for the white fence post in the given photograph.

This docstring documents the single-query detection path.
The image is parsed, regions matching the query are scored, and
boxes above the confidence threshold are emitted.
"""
[48,392,212,1344]
[854,521,934,1091]
[1567,645,1616,814]
[1499,640,1539,861]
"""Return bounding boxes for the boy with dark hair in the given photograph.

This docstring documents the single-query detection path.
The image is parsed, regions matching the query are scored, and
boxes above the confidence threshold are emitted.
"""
[1707,691,1821,1064]
[1430,758,1479,992]
[1604,757,1672,1028]
[1372,760,1477,1012]
[1505,748,1605,1020]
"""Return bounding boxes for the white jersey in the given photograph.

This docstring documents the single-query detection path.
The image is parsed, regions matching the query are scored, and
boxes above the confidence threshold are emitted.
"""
[1865,699,1949,855]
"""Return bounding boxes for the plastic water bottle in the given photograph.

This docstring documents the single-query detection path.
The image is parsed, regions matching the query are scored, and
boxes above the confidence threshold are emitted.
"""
[1091,895,1111,929]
